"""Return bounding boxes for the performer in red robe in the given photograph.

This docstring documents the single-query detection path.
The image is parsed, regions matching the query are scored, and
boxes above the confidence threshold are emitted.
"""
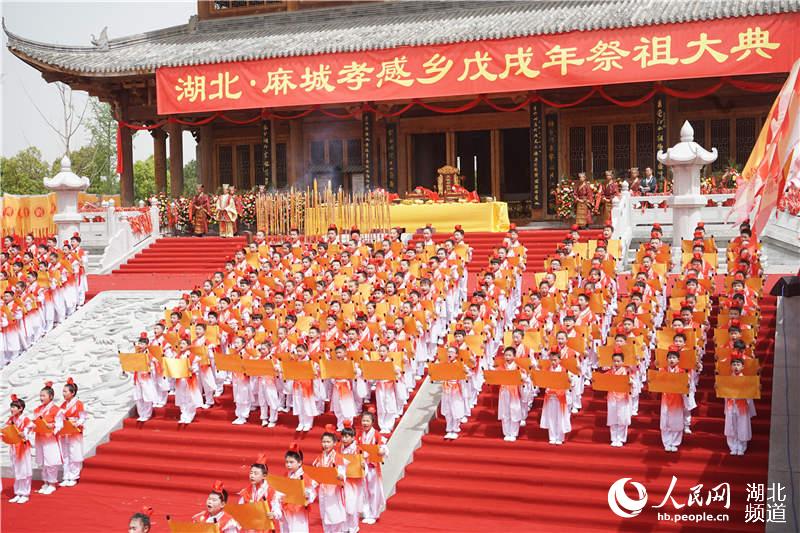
[189,185,211,236]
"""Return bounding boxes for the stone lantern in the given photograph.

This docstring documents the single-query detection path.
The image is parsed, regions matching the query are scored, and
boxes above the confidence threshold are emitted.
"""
[656,121,717,270]
[43,155,91,246]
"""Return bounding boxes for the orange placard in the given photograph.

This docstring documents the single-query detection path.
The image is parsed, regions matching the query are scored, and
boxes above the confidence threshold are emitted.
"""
[1,424,23,445]
[303,464,342,486]
[147,345,164,359]
[321,359,356,380]
[163,358,191,379]
[647,370,689,394]
[242,358,277,377]
[715,375,760,399]
[359,443,383,463]
[167,520,219,533]
[484,369,523,386]
[266,474,306,505]
[343,453,365,479]
[428,362,466,382]
[360,360,396,381]
[59,419,82,435]
[282,360,315,381]
[216,353,244,373]
[118,352,150,373]
[560,357,580,375]
[33,417,52,435]
[164,331,180,347]
[530,370,570,390]
[225,501,272,531]
[591,371,631,394]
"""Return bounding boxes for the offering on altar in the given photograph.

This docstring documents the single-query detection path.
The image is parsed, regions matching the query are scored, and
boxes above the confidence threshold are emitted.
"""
[404,165,480,203]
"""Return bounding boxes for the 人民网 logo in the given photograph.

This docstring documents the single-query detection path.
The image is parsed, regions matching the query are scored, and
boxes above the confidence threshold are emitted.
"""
[608,477,649,518]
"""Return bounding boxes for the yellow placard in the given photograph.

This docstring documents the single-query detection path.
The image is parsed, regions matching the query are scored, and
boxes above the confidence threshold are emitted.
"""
[282,360,315,381]
[715,375,760,399]
[167,520,219,533]
[530,370,570,390]
[119,352,150,373]
[1,424,23,445]
[483,369,523,386]
[321,359,356,380]
[343,454,365,479]
[163,358,191,379]
[225,501,272,531]
[216,353,244,373]
[241,359,277,377]
[647,370,689,394]
[360,360,396,381]
[591,371,631,393]
[266,474,306,506]
[303,464,342,486]
[428,362,466,382]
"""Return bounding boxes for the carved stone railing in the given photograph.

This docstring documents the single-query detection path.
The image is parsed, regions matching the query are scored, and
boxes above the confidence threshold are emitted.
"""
[79,200,161,273]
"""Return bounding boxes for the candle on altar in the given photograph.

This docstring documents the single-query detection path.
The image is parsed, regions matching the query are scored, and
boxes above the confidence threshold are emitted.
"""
[456,156,461,172]
[473,155,478,192]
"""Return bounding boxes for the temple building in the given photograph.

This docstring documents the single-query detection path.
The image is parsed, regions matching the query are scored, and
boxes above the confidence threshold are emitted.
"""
[5,0,799,217]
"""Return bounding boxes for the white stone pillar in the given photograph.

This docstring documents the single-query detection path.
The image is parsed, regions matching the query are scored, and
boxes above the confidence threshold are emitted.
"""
[656,121,717,271]
[43,155,90,246]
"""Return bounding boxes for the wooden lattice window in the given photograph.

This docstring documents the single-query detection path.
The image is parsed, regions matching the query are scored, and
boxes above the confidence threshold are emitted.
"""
[736,117,757,166]
[689,120,706,150]
[275,143,288,188]
[711,119,730,171]
[253,143,264,185]
[236,144,251,189]
[591,125,609,179]
[329,139,343,167]
[218,146,233,186]
[613,124,631,173]
[347,139,362,167]
[635,123,654,170]
[310,141,325,165]
[568,126,586,177]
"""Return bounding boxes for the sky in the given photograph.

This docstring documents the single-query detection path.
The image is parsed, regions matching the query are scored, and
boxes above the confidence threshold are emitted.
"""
[1,0,197,166]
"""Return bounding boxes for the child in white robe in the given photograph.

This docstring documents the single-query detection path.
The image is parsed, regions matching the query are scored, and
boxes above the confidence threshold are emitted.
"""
[358,410,387,525]
[440,347,467,440]
[498,346,529,442]
[539,350,571,445]
[5,394,33,503]
[313,427,348,533]
[56,377,86,486]
[33,382,62,494]
[660,348,687,452]
[724,358,756,455]
[606,352,632,447]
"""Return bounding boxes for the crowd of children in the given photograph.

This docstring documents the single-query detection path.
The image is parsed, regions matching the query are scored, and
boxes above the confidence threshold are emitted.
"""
[4,378,86,504]
[441,219,762,455]
[1,233,88,365]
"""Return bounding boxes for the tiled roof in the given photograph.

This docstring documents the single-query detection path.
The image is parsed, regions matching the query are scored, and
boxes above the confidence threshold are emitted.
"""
[4,0,800,76]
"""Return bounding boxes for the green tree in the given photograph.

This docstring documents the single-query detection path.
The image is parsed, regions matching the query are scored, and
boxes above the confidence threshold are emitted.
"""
[133,155,156,200]
[183,159,198,196]
[0,147,50,194]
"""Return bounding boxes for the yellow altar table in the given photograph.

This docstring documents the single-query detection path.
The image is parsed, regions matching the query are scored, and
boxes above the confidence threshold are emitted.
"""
[389,202,509,233]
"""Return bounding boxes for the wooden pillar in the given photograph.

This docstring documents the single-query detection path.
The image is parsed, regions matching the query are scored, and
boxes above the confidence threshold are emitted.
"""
[168,123,184,197]
[119,124,135,206]
[544,113,559,216]
[529,102,544,211]
[654,93,668,189]
[490,129,501,199]
[152,129,167,194]
[288,119,303,186]
[362,111,374,188]
[385,122,398,192]
[199,125,214,190]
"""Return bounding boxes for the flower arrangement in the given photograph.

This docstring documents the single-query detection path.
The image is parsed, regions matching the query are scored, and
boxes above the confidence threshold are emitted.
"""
[701,167,740,194]
[778,182,800,216]
[553,178,576,220]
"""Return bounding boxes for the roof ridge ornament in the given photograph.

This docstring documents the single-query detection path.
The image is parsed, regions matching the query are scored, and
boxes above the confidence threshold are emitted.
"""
[91,26,109,51]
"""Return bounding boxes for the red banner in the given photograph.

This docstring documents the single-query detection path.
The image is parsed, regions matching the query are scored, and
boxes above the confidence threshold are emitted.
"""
[157,14,799,115]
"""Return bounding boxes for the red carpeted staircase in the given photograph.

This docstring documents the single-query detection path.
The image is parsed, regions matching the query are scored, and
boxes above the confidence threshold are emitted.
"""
[376,294,777,532]
[410,229,603,272]
[113,236,247,274]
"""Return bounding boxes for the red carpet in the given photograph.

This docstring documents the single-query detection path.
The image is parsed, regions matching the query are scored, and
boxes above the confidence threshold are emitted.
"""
[113,236,247,274]
[85,273,210,301]
[377,291,777,532]
[410,229,603,272]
